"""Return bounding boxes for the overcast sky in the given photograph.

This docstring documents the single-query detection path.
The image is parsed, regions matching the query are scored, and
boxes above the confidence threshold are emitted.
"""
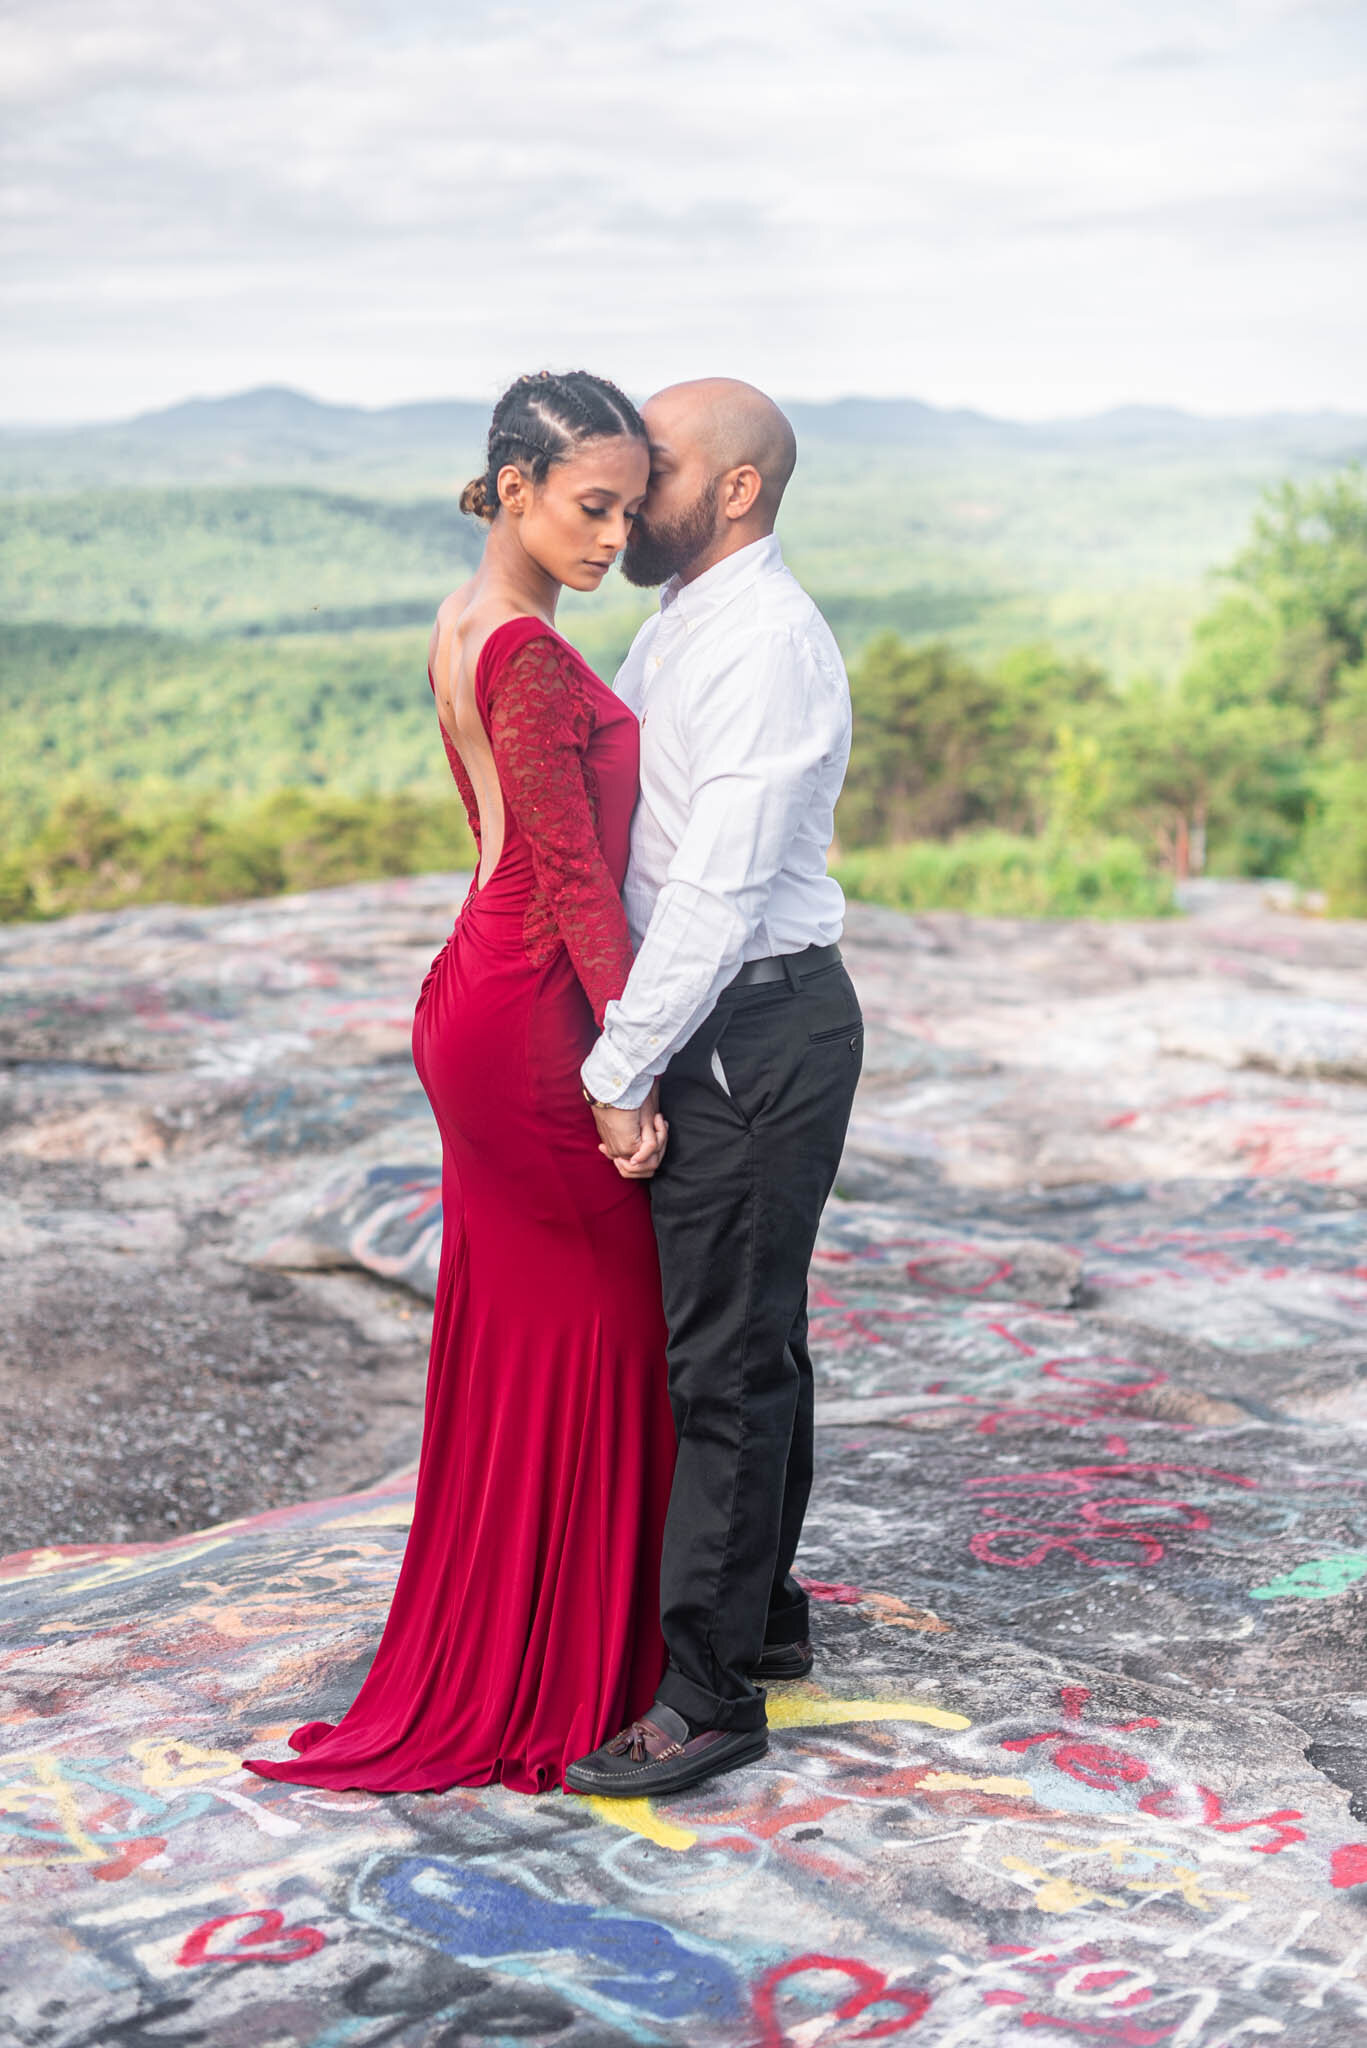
[3,0,1366,423]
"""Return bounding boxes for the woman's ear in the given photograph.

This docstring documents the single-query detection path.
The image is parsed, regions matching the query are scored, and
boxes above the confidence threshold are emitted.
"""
[721,463,763,522]
[497,462,529,517]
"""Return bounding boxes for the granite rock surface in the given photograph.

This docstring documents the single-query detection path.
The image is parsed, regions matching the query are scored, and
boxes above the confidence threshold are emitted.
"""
[2,875,1366,2048]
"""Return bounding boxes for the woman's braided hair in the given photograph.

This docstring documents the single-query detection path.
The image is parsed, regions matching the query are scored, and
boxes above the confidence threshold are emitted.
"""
[459,369,647,521]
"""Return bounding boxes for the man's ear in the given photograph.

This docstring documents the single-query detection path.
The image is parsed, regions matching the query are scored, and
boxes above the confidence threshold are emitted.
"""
[721,464,762,522]
[497,462,529,516]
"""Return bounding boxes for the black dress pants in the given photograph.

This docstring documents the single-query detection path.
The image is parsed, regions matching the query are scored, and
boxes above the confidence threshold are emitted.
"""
[649,953,863,1733]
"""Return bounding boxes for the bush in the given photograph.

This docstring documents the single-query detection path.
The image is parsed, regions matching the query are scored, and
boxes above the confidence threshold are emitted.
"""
[834,831,1174,921]
[1301,763,1367,916]
[135,805,287,905]
[0,857,35,920]
[2,783,475,921]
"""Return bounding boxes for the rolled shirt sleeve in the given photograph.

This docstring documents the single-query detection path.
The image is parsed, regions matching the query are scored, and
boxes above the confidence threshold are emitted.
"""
[581,627,846,1109]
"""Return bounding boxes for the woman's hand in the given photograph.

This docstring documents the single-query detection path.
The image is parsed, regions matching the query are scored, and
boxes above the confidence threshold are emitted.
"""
[592,1085,668,1179]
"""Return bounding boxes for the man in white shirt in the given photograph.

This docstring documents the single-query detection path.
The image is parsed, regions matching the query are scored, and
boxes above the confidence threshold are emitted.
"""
[566,380,863,1800]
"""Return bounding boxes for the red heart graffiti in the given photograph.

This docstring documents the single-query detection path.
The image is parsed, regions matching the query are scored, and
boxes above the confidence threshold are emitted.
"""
[175,1909,326,1967]
[754,1955,932,2044]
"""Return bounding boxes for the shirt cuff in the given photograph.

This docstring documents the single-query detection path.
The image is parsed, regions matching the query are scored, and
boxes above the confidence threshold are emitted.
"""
[581,1034,654,1112]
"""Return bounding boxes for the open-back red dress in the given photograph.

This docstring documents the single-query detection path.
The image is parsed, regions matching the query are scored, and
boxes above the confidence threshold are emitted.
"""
[245,618,675,1793]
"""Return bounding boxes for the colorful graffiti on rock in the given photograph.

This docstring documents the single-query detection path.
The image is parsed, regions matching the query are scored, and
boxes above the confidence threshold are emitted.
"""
[2,879,1367,2043]
[4,1482,1367,2046]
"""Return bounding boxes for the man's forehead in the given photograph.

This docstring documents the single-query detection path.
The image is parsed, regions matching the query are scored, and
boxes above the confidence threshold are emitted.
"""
[643,401,701,459]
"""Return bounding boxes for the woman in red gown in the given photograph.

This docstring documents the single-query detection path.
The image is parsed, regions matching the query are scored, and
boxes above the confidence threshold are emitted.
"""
[246,371,676,1794]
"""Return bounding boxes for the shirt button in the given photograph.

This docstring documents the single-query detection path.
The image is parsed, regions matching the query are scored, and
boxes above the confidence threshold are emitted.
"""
[649,1036,659,1047]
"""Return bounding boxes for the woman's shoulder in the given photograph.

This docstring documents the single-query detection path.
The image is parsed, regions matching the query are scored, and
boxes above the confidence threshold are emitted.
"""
[431,592,607,716]
[479,618,605,701]
[478,612,564,670]
[428,582,477,682]
[430,592,548,690]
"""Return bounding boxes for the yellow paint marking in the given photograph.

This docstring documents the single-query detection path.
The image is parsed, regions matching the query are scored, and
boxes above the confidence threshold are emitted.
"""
[919,1770,1032,1798]
[34,1755,104,1862]
[0,1547,75,1581]
[1038,1874,1123,1914]
[1001,1854,1125,1914]
[323,1504,413,1528]
[1011,1841,1251,1917]
[1062,1834,1188,1876]
[584,1797,698,1851]
[766,1693,970,1732]
[0,1756,104,1867]
[129,1738,242,1791]
[1044,1839,1250,1912]
[50,1535,236,1595]
[1128,1865,1250,1911]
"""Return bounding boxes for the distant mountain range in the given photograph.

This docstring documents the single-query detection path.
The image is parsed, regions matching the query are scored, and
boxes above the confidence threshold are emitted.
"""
[3,384,1364,492]
[4,384,1365,689]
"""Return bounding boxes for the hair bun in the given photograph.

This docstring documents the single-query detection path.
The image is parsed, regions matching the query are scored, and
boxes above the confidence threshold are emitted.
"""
[459,474,492,521]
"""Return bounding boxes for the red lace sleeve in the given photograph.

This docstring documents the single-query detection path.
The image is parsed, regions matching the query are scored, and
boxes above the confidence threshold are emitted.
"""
[485,633,635,1025]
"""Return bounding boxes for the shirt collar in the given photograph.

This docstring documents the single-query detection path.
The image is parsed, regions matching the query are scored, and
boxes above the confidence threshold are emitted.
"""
[658,533,783,624]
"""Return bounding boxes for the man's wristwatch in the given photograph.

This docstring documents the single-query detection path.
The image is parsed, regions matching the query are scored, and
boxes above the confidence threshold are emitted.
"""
[582,1084,617,1110]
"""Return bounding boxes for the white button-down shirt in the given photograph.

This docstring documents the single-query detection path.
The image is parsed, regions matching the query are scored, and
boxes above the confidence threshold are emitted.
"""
[580,533,851,1110]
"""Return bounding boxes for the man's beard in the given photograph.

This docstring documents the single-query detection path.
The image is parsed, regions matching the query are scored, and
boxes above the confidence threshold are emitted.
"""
[621,479,719,587]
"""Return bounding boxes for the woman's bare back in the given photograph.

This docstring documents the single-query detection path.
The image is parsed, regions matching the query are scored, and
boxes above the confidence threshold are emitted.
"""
[429,585,552,889]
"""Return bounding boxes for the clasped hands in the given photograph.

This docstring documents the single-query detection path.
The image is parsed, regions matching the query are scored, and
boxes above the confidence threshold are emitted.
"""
[591,1083,668,1179]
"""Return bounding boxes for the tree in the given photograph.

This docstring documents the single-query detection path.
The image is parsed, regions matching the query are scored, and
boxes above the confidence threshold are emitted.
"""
[1132,464,1367,878]
[839,637,1008,846]
[1229,464,1367,722]
[838,636,1110,848]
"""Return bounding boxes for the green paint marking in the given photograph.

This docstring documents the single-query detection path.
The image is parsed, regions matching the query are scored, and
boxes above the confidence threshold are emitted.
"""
[1250,1554,1367,1601]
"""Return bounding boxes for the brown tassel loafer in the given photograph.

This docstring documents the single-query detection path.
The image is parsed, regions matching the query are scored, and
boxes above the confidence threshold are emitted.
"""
[564,1701,768,1799]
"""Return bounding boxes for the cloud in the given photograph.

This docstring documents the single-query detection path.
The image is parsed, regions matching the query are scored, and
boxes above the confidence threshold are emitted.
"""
[1115,44,1215,70]
[1,0,1364,419]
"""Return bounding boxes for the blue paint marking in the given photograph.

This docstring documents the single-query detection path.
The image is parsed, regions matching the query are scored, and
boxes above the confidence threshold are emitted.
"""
[373,1856,742,2024]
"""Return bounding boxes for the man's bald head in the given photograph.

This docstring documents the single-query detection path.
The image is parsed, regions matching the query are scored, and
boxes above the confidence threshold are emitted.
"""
[647,378,795,520]
[621,377,798,587]
[646,378,797,519]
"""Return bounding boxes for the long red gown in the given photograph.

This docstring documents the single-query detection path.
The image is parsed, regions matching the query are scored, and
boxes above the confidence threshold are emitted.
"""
[245,618,675,1793]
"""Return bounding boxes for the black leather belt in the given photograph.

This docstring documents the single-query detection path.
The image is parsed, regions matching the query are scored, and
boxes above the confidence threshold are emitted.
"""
[724,942,843,993]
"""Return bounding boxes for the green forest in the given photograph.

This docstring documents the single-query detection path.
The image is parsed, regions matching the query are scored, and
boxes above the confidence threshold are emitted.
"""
[2,391,1365,922]
[838,466,1367,914]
